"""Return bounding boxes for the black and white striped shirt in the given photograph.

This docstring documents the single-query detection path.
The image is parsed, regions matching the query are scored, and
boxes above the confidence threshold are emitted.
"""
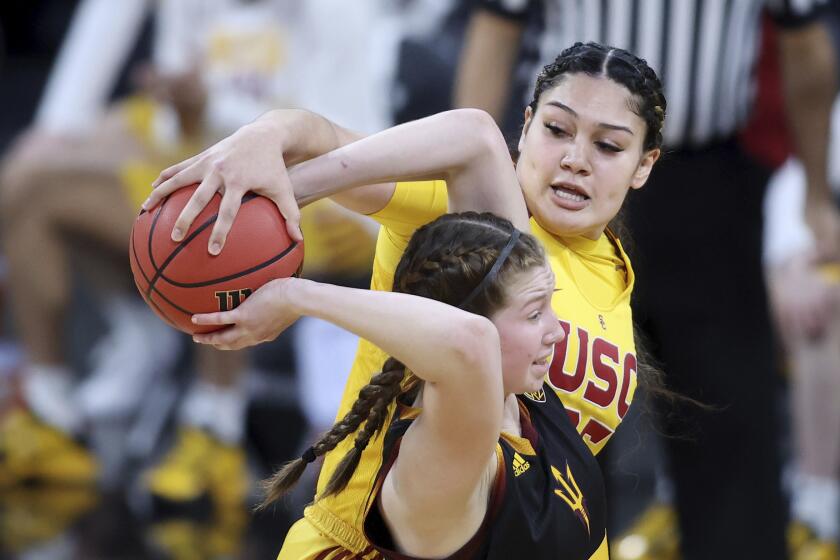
[482,0,830,148]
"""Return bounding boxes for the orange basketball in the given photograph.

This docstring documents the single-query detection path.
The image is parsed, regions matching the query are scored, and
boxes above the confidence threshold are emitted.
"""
[129,185,304,335]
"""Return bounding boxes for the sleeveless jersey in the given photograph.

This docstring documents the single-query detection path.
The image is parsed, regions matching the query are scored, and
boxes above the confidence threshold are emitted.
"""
[303,180,637,553]
[364,383,609,560]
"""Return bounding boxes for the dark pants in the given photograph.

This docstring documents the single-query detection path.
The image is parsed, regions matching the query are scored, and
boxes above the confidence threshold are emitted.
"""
[625,139,788,560]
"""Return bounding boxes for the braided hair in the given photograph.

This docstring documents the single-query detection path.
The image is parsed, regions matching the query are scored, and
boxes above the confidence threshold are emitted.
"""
[529,42,666,152]
[259,212,545,508]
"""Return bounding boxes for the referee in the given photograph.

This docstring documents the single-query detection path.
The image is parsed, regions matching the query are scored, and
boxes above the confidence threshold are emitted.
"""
[454,1,839,559]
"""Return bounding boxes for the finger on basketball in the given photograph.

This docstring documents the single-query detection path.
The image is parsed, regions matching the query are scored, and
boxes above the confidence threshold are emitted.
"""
[273,186,302,242]
[171,174,221,241]
[198,328,243,349]
[193,324,237,344]
[208,191,243,254]
[152,155,198,188]
[144,161,204,210]
[192,310,237,326]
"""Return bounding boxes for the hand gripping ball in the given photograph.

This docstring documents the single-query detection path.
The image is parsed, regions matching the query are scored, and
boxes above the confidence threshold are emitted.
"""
[130,185,304,335]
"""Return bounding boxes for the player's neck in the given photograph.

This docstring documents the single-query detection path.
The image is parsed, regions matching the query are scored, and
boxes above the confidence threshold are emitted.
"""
[500,394,522,437]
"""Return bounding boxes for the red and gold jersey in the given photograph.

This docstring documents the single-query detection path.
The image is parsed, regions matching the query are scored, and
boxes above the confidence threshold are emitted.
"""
[302,180,636,554]
[536,224,638,453]
[365,384,610,560]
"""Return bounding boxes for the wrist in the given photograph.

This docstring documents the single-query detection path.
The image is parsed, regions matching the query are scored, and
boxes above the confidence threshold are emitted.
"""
[251,110,295,155]
[283,277,315,317]
[265,109,326,164]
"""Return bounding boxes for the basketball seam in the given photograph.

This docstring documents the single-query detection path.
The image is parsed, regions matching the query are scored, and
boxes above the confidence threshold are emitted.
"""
[131,227,199,318]
[156,241,300,288]
[130,225,189,325]
[145,192,260,298]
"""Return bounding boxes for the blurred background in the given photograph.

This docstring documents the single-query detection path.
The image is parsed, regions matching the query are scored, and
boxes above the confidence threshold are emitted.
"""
[0,1,839,559]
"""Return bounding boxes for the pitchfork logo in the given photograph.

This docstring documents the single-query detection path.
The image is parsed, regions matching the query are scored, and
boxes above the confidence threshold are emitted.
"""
[552,462,590,536]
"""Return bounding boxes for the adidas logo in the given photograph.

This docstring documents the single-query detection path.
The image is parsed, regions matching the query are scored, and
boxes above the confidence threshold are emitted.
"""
[513,452,530,477]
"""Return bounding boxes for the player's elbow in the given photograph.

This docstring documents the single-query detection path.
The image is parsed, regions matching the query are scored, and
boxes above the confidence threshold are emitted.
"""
[455,108,506,143]
[450,314,503,386]
[445,108,510,165]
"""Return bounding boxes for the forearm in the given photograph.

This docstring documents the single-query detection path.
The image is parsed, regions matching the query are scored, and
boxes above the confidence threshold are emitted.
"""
[453,10,525,120]
[288,278,500,386]
[289,109,529,228]
[257,109,363,166]
[779,21,838,205]
[248,109,392,214]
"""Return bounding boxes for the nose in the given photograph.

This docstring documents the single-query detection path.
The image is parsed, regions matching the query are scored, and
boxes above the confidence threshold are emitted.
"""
[544,320,565,346]
[560,142,591,175]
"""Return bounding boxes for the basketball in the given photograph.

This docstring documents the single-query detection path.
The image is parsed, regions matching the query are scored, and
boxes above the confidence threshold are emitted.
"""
[129,185,304,335]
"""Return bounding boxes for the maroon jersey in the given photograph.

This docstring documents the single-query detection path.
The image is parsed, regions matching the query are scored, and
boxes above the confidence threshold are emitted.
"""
[365,383,608,559]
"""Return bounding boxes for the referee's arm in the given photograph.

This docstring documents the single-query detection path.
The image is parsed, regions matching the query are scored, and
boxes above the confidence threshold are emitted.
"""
[453,9,525,119]
[778,17,840,258]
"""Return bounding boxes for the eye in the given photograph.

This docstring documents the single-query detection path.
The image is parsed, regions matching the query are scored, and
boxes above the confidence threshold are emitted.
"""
[528,310,542,321]
[596,141,623,153]
[544,122,568,137]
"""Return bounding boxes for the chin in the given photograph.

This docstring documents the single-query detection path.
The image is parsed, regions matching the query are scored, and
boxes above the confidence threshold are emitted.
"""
[521,376,545,394]
[538,209,593,238]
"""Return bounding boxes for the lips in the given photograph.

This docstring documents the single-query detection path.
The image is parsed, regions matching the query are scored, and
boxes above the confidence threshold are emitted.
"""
[550,182,590,202]
[532,353,553,366]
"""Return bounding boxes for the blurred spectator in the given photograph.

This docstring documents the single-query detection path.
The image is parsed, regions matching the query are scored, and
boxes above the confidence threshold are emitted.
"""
[765,157,840,558]
[737,12,840,559]
[0,0,382,535]
[454,1,839,559]
[0,2,274,531]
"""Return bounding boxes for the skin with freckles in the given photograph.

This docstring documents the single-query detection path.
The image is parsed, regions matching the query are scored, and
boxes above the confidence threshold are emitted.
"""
[517,74,660,240]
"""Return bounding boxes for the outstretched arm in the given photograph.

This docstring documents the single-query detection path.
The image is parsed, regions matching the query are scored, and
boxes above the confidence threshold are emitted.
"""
[289,109,529,230]
[143,109,385,250]
[193,276,504,545]
[145,107,527,253]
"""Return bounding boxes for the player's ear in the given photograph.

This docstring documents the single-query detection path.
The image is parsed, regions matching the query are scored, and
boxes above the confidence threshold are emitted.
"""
[518,106,534,154]
[630,148,660,190]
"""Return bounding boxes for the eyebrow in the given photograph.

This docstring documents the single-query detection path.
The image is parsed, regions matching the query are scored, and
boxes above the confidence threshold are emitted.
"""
[544,101,635,135]
[522,289,553,307]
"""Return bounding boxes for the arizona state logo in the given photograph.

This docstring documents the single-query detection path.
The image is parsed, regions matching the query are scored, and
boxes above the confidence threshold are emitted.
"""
[523,388,546,403]
[512,452,530,477]
[552,463,590,535]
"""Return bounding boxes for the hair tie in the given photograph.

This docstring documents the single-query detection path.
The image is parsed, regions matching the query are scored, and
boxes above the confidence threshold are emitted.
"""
[459,229,521,310]
[301,446,317,464]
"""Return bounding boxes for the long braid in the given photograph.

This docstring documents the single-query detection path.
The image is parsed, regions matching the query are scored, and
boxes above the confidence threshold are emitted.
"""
[321,359,407,496]
[258,358,406,508]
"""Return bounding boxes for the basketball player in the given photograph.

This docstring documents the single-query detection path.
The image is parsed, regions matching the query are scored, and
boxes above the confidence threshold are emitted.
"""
[148,43,666,557]
[197,211,609,559]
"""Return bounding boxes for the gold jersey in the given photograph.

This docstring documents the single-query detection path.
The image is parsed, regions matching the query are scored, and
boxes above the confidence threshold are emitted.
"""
[302,180,637,553]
